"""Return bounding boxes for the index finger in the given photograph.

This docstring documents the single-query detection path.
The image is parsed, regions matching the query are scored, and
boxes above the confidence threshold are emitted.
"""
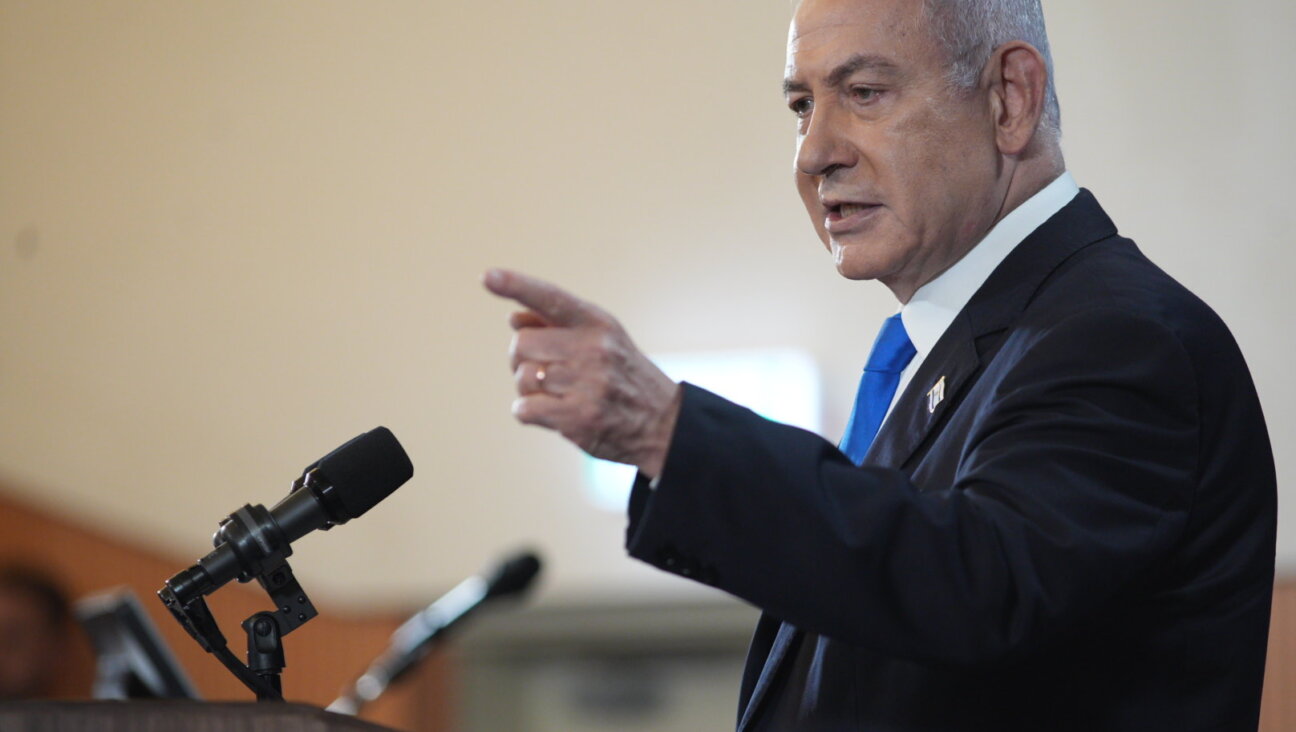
[484,268,603,327]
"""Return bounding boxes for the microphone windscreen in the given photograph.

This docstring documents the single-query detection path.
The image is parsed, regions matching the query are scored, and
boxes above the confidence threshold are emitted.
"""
[315,427,414,519]
[485,551,542,599]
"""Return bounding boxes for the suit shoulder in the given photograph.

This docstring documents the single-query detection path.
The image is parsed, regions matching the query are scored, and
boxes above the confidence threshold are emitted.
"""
[1028,235,1238,358]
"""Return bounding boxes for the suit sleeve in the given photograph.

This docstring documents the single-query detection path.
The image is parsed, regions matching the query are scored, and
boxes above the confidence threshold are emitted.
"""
[625,307,1199,667]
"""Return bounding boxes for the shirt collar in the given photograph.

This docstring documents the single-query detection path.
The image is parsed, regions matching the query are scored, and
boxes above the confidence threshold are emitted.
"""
[900,172,1080,358]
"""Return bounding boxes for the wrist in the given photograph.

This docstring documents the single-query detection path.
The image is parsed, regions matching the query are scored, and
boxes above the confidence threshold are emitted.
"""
[638,383,683,479]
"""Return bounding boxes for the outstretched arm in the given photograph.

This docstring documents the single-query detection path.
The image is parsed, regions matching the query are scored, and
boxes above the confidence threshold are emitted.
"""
[626,307,1198,667]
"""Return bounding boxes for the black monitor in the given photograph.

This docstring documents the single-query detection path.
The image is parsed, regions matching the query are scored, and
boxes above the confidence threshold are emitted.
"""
[74,587,201,700]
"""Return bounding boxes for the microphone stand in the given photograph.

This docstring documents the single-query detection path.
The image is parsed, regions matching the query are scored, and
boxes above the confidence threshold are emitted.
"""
[158,480,322,701]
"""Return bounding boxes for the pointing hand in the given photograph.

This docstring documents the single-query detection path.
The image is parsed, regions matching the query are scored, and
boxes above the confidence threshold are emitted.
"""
[484,268,681,478]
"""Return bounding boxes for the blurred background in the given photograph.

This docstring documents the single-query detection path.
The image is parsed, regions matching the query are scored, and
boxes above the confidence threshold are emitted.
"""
[1,0,1293,729]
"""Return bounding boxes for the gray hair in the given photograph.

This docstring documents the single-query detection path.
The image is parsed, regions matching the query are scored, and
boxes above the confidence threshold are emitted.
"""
[924,0,1061,137]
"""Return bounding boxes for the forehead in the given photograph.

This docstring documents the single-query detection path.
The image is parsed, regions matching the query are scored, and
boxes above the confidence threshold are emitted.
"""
[787,0,937,77]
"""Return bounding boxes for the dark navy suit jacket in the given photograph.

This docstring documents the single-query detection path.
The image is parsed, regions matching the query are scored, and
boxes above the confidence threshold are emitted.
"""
[625,191,1276,731]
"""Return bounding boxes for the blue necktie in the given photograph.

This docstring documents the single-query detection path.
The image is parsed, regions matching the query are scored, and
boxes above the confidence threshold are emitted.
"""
[840,314,917,464]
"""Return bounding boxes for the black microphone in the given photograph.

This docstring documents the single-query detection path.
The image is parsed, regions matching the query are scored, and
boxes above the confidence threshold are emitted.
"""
[328,550,542,714]
[163,427,414,607]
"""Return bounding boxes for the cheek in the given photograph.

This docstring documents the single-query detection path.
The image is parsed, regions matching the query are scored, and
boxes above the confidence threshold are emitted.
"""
[876,110,984,230]
[883,111,947,176]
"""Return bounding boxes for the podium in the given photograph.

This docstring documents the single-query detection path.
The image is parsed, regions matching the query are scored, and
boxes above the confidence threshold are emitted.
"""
[0,701,400,732]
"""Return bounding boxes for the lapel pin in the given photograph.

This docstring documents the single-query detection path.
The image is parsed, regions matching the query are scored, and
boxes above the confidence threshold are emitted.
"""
[927,376,946,414]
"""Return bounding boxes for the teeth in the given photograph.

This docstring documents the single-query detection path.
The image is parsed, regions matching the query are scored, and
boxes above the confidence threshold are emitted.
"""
[838,203,870,217]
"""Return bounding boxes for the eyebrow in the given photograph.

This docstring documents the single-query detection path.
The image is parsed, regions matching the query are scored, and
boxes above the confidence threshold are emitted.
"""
[783,53,901,96]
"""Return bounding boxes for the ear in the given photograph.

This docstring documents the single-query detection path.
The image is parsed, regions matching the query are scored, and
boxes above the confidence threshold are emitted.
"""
[986,41,1049,156]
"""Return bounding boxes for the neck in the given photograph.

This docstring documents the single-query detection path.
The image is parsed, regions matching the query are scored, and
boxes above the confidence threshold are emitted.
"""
[995,141,1066,229]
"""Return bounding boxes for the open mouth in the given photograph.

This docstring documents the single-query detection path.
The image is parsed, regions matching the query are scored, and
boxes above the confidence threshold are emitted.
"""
[830,202,877,218]
[825,202,881,232]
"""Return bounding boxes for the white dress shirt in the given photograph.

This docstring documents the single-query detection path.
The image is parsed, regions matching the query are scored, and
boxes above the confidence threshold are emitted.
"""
[884,172,1080,423]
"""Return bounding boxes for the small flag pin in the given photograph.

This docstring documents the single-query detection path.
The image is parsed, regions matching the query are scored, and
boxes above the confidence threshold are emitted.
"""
[927,376,946,413]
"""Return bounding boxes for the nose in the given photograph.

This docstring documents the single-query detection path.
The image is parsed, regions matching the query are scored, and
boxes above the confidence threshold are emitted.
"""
[796,102,856,178]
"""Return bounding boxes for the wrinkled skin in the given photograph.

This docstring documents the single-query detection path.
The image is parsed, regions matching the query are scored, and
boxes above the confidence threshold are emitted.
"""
[788,0,1055,301]
[485,268,680,478]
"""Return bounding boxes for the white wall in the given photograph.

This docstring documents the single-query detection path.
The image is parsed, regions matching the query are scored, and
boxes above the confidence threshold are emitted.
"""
[1,0,1292,608]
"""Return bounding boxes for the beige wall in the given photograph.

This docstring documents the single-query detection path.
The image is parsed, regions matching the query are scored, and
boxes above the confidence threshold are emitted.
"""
[1,0,1293,608]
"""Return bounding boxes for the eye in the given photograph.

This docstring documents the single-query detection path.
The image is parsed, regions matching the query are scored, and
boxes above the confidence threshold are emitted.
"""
[849,86,881,104]
[788,96,813,118]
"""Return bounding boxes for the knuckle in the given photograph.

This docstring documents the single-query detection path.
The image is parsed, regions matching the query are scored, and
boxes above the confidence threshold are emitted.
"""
[511,398,530,420]
[596,334,621,365]
[513,397,547,426]
[514,329,534,352]
[545,294,566,318]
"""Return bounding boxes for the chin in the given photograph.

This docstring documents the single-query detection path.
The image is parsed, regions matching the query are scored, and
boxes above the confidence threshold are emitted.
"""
[834,261,878,281]
[831,240,901,282]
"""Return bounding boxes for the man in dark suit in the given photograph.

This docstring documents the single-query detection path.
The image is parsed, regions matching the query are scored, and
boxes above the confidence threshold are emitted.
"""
[486,0,1276,729]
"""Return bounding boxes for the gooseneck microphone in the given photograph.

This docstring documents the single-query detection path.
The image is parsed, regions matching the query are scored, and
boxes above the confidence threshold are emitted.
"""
[328,550,542,714]
[163,427,414,608]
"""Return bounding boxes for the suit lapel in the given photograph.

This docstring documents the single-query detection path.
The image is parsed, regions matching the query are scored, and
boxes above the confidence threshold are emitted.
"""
[864,317,979,470]
[737,622,800,731]
[866,189,1119,471]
